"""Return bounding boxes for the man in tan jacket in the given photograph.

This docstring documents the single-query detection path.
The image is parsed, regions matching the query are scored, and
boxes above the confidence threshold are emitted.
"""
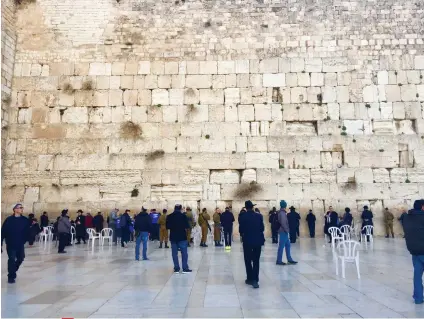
[198,208,210,247]
[213,208,223,247]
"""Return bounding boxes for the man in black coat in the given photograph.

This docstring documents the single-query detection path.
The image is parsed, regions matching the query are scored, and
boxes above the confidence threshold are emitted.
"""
[166,204,192,273]
[1,204,29,284]
[120,210,132,248]
[239,200,265,289]
[134,208,152,261]
[220,207,235,249]
[269,207,279,244]
[403,200,424,304]
[40,211,49,228]
[287,206,299,243]
[93,212,104,234]
[306,210,316,238]
[75,210,86,244]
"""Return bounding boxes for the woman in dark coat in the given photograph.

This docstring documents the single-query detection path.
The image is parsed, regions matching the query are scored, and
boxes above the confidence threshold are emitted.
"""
[75,210,86,244]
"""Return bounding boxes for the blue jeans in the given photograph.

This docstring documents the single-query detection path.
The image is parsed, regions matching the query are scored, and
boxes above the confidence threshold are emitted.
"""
[277,232,293,263]
[412,255,424,303]
[135,232,148,260]
[171,240,189,271]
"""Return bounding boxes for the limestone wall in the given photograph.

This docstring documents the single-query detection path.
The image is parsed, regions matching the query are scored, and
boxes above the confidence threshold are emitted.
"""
[2,0,424,236]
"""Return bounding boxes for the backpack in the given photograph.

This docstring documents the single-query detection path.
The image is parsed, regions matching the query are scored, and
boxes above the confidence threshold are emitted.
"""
[120,215,127,228]
[271,214,280,230]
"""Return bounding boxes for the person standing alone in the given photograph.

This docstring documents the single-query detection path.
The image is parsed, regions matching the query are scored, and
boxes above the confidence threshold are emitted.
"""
[108,208,119,245]
[166,204,192,274]
[134,208,152,261]
[149,209,161,241]
[120,210,132,248]
[158,209,169,248]
[1,204,29,284]
[198,208,211,247]
[220,207,235,250]
[58,209,71,254]
[75,210,86,244]
[238,200,265,289]
[384,207,395,238]
[213,208,223,247]
[403,200,424,304]
[276,201,297,266]
[306,210,316,238]
[40,211,49,228]
[269,207,279,244]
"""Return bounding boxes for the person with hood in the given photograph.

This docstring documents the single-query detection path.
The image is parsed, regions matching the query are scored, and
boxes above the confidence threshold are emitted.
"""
[58,209,71,254]
[93,212,104,234]
[399,208,408,238]
[287,206,299,243]
[384,207,395,238]
[213,208,223,247]
[28,214,41,247]
[40,211,49,228]
[158,209,169,249]
[269,207,279,244]
[85,212,94,229]
[120,209,132,248]
[341,207,353,227]
[306,210,316,238]
[238,200,265,289]
[1,204,29,284]
[75,210,86,244]
[326,206,339,243]
[198,208,211,247]
[166,204,192,273]
[108,208,119,245]
[361,205,374,242]
[134,208,152,261]
[220,207,235,250]
[276,201,297,266]
[149,209,161,241]
[403,200,424,304]
[184,207,195,246]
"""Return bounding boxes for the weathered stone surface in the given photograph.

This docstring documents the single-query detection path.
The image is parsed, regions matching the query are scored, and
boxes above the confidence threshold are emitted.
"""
[210,170,240,184]
[151,185,202,201]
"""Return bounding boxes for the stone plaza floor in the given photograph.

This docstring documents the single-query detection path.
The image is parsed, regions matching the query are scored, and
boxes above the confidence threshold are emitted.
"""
[1,237,423,318]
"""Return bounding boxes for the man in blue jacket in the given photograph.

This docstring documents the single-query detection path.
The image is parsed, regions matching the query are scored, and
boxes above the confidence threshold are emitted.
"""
[403,200,424,304]
[220,207,235,250]
[238,200,265,289]
[1,204,30,284]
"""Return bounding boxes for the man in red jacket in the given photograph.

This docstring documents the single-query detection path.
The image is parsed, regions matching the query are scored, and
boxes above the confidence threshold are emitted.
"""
[85,213,94,229]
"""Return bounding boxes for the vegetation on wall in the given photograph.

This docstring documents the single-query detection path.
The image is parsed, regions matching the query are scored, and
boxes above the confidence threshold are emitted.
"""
[120,121,142,140]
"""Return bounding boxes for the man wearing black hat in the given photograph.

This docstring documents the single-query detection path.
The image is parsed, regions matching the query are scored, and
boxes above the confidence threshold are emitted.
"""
[238,200,265,289]
[287,206,299,243]
[403,200,424,304]
[1,204,30,284]
[166,204,192,274]
[361,205,373,242]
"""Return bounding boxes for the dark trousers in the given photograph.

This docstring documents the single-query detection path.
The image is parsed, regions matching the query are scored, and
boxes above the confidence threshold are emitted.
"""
[289,230,297,243]
[58,233,68,252]
[243,243,261,283]
[76,235,86,243]
[28,233,36,245]
[121,228,130,247]
[223,227,232,246]
[271,229,278,243]
[308,223,315,238]
[7,246,25,280]
[296,226,300,237]
[150,224,159,240]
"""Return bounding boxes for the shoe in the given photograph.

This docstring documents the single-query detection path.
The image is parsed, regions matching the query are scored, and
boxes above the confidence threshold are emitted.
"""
[165,244,169,248]
[415,300,424,305]
[174,269,180,274]
[225,246,230,250]
[58,251,66,254]
[385,235,389,238]
[8,278,15,284]
[203,244,208,247]
[75,242,81,245]
[245,279,253,285]
[135,258,140,261]
[182,269,192,273]
[143,258,149,261]
[228,246,231,250]
[288,260,298,265]
[159,243,163,248]
[187,244,191,247]
[392,235,394,238]
[252,281,259,289]
[276,262,286,265]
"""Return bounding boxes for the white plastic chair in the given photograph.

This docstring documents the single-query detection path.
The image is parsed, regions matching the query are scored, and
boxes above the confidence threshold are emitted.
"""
[46,226,54,241]
[70,226,76,244]
[39,227,49,243]
[100,228,113,246]
[361,225,374,244]
[335,240,361,279]
[328,227,344,249]
[340,225,352,240]
[192,225,201,246]
[87,228,100,249]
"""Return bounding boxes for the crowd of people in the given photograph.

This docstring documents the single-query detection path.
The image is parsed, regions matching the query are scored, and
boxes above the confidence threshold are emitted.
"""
[1,199,422,302]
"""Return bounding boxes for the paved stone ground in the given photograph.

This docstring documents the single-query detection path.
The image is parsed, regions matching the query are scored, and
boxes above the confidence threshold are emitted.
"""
[1,237,422,318]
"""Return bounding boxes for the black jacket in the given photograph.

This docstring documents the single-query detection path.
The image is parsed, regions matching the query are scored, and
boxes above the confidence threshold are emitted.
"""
[238,210,265,246]
[40,215,49,228]
[404,209,424,255]
[306,213,316,224]
[1,215,30,248]
[134,212,153,233]
[220,210,235,229]
[166,210,190,242]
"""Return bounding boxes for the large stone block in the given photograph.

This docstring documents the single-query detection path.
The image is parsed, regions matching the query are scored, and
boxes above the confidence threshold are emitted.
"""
[289,169,311,183]
[203,184,221,200]
[246,152,279,169]
[210,170,240,184]
[263,74,285,87]
[151,185,202,200]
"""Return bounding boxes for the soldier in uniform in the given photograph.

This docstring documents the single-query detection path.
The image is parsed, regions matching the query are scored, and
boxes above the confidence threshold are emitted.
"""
[184,207,195,247]
[213,208,223,247]
[361,205,374,242]
[198,208,211,247]
[384,207,395,238]
[158,209,169,248]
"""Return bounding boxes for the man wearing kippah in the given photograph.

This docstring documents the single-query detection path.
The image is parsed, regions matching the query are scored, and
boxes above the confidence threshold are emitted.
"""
[1,204,30,284]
